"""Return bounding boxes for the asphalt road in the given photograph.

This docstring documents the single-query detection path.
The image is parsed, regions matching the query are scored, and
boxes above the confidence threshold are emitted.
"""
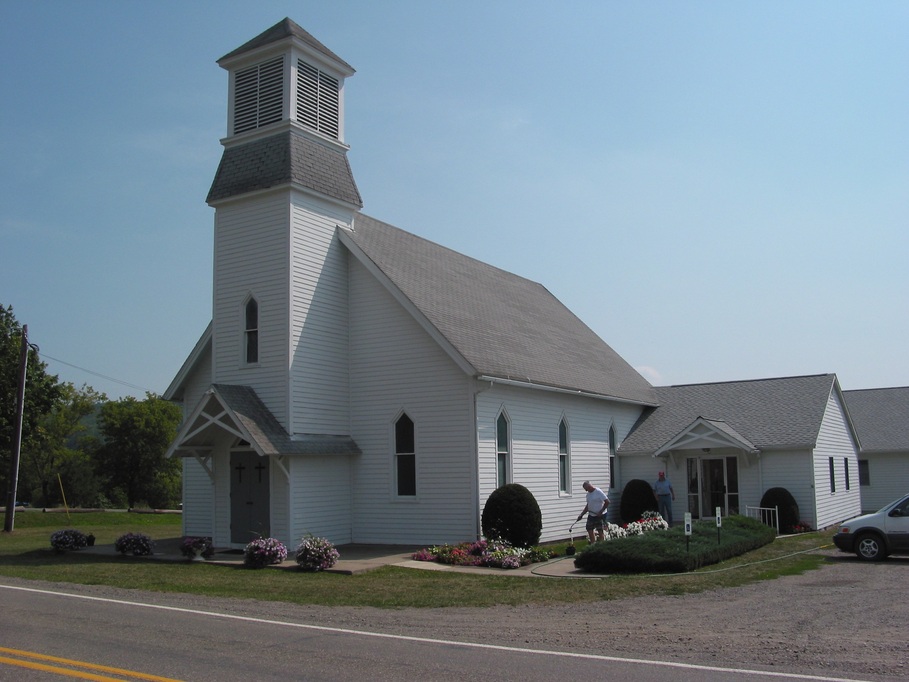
[0,579,881,682]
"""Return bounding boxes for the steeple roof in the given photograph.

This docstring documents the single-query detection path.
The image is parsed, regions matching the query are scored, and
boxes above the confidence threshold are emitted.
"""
[218,17,354,73]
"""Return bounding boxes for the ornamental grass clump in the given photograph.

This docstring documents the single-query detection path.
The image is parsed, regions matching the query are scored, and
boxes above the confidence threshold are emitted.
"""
[244,537,288,568]
[294,535,340,572]
[180,536,215,560]
[115,532,155,556]
[50,529,88,552]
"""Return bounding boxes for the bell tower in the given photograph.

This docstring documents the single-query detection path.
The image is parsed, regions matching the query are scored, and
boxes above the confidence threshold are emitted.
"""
[206,19,362,435]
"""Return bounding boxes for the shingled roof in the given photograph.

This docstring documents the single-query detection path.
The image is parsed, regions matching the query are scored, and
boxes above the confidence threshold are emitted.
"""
[340,214,658,406]
[207,131,362,206]
[843,386,909,453]
[619,374,841,454]
[218,17,354,73]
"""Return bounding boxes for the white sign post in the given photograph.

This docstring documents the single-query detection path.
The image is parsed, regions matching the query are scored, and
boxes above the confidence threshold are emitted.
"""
[716,507,722,544]
[684,512,692,553]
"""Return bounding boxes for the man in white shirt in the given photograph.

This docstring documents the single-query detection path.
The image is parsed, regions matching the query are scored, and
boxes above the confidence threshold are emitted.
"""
[577,480,609,543]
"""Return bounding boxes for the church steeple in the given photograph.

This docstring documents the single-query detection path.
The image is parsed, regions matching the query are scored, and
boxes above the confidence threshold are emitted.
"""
[207,18,361,208]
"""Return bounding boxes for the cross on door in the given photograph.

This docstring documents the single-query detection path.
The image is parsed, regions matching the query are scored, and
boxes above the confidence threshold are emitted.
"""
[234,463,246,483]
[255,462,267,483]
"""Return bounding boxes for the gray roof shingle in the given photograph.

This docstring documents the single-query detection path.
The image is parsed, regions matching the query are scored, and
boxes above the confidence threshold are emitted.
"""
[843,387,909,453]
[207,131,362,206]
[212,384,361,456]
[341,214,657,406]
[619,374,839,454]
[218,17,354,73]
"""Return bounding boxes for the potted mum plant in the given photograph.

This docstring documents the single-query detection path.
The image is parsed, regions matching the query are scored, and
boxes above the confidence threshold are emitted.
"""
[115,532,155,556]
[294,535,339,572]
[180,536,215,560]
[243,537,288,569]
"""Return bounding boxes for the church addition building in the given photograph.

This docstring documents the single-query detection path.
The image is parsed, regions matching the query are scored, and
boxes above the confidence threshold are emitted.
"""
[165,19,862,548]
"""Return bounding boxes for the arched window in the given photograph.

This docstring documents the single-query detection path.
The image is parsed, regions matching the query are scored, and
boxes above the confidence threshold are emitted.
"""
[608,425,617,489]
[395,413,416,497]
[496,412,510,488]
[244,298,259,364]
[558,417,570,493]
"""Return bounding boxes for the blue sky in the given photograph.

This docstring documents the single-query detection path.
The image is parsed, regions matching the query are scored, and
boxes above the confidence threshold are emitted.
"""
[2,1,907,400]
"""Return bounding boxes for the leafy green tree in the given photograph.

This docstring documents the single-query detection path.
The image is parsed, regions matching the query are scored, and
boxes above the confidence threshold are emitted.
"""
[1,304,63,499]
[95,394,182,508]
[24,383,105,507]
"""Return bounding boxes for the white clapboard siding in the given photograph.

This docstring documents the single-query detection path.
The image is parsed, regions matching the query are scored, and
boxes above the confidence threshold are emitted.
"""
[477,384,645,542]
[212,195,290,426]
[348,258,475,545]
[289,193,354,435]
[859,453,909,512]
[288,455,352,546]
[182,458,213,537]
[814,389,862,527]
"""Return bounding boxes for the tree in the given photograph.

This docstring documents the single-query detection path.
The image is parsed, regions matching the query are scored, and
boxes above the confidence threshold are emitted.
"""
[95,394,182,508]
[0,304,63,499]
[24,383,105,507]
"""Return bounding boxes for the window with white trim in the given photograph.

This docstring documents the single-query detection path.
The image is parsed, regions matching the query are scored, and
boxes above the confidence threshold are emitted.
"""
[608,425,617,489]
[496,412,510,488]
[395,413,416,497]
[233,56,285,134]
[244,297,259,364]
[558,418,570,493]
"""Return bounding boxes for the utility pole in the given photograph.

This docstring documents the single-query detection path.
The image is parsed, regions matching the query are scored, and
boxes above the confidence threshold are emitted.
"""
[4,325,29,532]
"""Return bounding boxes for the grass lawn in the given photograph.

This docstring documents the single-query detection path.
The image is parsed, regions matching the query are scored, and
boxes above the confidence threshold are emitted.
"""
[0,510,836,609]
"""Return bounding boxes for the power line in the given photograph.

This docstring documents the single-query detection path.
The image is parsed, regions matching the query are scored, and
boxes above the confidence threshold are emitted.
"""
[39,352,153,393]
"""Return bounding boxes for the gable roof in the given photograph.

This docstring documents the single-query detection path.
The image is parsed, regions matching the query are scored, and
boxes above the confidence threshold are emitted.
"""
[340,213,657,406]
[166,384,360,458]
[619,374,841,454]
[843,386,909,454]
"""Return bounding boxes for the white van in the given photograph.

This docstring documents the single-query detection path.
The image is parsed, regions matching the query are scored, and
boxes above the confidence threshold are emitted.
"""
[833,493,909,561]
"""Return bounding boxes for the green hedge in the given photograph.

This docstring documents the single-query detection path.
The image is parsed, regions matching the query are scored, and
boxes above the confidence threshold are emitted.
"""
[573,515,776,574]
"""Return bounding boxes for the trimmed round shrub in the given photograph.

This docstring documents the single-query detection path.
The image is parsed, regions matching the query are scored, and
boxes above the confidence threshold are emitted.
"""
[50,529,88,552]
[295,535,340,572]
[115,532,155,556]
[619,479,659,523]
[760,487,800,534]
[481,483,542,548]
[243,537,288,568]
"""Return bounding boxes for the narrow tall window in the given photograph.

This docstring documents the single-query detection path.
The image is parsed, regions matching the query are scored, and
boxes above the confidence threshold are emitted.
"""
[828,457,836,493]
[244,298,259,364]
[558,418,570,493]
[858,460,870,486]
[496,412,510,488]
[608,425,617,489]
[844,458,850,490]
[395,413,416,497]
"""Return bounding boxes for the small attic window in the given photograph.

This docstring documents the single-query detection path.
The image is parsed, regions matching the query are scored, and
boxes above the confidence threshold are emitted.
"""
[234,56,285,134]
[296,59,339,138]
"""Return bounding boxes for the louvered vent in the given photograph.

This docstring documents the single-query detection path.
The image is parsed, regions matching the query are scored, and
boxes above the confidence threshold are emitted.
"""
[233,56,285,134]
[296,59,340,139]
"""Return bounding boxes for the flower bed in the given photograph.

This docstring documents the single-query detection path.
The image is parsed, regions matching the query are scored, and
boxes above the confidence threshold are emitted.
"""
[411,540,554,569]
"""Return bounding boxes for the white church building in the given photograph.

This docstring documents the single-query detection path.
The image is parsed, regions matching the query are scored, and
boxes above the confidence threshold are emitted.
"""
[165,19,862,548]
